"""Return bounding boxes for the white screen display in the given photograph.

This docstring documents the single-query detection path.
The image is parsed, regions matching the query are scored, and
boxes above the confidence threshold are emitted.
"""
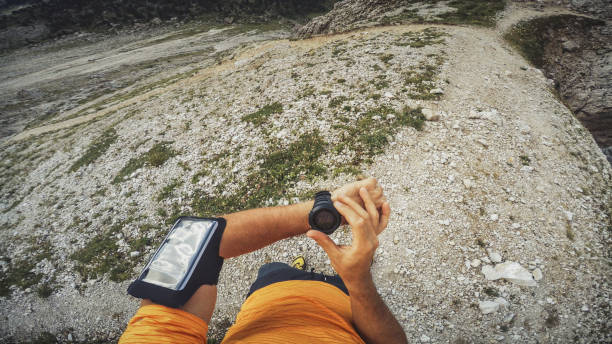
[142,219,214,290]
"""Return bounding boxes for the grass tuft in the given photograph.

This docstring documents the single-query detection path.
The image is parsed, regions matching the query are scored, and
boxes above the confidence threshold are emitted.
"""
[192,132,327,215]
[437,0,506,27]
[113,142,177,184]
[242,102,283,126]
[70,128,117,172]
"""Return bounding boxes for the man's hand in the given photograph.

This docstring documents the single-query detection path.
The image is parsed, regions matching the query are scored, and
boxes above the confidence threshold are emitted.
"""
[332,177,386,211]
[307,187,390,288]
[308,188,407,344]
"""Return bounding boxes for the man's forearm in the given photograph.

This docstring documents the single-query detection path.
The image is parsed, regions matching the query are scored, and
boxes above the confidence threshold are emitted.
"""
[348,277,407,344]
[218,201,314,258]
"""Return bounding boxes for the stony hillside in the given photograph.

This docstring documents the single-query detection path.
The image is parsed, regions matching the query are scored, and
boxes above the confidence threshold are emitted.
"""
[0,1,610,343]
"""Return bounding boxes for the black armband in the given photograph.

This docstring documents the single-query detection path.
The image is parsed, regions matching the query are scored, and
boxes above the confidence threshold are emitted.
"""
[127,216,226,308]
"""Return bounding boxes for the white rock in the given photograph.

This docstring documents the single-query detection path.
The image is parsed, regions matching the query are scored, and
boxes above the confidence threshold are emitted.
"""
[420,334,430,342]
[130,251,140,258]
[488,251,502,263]
[68,333,73,341]
[383,91,394,98]
[503,313,515,323]
[463,179,473,189]
[430,88,444,94]
[511,223,521,229]
[494,297,509,307]
[482,261,537,286]
[476,138,488,148]
[520,165,534,173]
[479,300,500,314]
[471,259,481,267]
[438,219,451,226]
[480,109,503,126]
[421,108,439,121]
[465,260,472,269]
[581,305,589,312]
[532,268,543,281]
[564,211,574,222]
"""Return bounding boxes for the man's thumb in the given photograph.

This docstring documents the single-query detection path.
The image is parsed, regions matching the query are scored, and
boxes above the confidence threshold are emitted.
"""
[307,230,338,257]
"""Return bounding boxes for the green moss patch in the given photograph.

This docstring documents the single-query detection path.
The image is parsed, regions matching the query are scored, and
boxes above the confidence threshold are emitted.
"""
[0,241,53,297]
[403,55,445,100]
[156,179,184,202]
[437,0,506,27]
[70,128,118,172]
[70,221,158,282]
[333,106,424,165]
[192,132,327,215]
[329,96,350,108]
[113,142,177,184]
[242,102,283,126]
[395,28,447,48]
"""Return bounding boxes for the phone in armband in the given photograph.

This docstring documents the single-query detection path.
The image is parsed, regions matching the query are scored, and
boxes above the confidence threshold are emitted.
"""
[127,216,226,308]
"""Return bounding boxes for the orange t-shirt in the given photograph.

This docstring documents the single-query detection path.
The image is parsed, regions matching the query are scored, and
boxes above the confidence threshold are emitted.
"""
[119,280,364,343]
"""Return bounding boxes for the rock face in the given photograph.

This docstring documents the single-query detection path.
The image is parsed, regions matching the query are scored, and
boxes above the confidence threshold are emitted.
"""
[505,14,612,163]
[295,0,410,38]
[0,0,334,50]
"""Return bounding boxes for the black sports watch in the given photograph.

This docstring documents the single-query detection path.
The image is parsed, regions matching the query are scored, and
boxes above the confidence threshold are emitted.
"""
[308,191,341,235]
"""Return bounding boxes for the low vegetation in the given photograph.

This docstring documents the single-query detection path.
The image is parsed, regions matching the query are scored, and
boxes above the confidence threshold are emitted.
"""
[333,106,425,165]
[70,220,159,282]
[0,241,53,297]
[113,142,177,184]
[191,132,327,215]
[437,0,506,27]
[403,55,445,100]
[241,102,283,126]
[70,128,118,172]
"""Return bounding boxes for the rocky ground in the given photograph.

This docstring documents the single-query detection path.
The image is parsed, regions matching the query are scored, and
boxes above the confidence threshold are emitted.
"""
[0,1,610,343]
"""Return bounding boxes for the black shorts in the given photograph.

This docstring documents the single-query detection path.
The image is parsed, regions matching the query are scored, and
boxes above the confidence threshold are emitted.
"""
[246,262,349,298]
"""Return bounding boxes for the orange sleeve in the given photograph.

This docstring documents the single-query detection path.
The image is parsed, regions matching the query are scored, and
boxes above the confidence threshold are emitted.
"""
[222,280,364,344]
[118,304,208,344]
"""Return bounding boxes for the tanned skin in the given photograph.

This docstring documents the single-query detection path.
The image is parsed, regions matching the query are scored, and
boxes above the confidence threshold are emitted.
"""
[140,178,407,343]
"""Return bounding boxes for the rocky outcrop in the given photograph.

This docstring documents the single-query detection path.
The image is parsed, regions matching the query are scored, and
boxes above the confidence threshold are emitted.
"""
[0,0,335,50]
[505,14,611,162]
[294,0,507,38]
[295,0,410,38]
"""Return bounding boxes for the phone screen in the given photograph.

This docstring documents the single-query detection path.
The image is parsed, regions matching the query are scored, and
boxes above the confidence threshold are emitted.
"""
[141,218,216,290]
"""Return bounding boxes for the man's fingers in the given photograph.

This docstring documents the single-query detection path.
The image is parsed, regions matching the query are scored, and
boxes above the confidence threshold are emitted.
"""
[377,201,391,234]
[334,200,368,242]
[307,230,340,258]
[337,194,369,219]
[359,187,379,224]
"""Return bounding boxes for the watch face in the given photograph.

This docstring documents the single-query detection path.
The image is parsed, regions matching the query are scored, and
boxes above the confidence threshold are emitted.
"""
[313,209,336,232]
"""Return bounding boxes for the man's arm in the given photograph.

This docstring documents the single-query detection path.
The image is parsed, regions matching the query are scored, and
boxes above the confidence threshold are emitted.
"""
[140,178,386,323]
[307,188,407,344]
[219,177,385,258]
